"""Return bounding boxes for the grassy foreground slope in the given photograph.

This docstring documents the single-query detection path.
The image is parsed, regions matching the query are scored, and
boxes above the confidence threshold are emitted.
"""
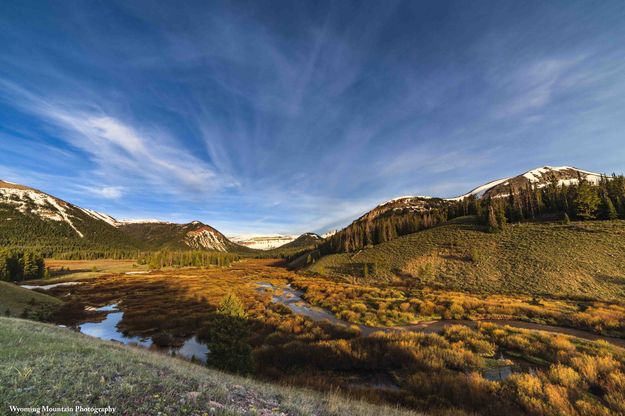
[309,217,625,300]
[0,318,420,416]
[0,282,62,317]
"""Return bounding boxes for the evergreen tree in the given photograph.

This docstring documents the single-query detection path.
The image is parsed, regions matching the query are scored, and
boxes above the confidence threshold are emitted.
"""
[495,203,507,229]
[0,255,8,281]
[573,181,600,220]
[203,293,252,374]
[217,293,247,318]
[600,194,618,220]
[618,197,625,219]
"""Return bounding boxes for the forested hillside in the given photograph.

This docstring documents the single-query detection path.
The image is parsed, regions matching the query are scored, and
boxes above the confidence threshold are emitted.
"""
[0,180,248,256]
[320,170,625,255]
[0,198,142,255]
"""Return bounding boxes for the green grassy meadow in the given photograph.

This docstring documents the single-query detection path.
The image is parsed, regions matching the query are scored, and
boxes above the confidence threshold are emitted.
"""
[309,217,625,300]
[0,281,62,318]
[42,259,148,282]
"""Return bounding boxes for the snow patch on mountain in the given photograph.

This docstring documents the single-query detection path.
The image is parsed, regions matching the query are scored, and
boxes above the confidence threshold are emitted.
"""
[447,177,512,201]
[230,235,296,250]
[380,195,432,206]
[447,166,605,201]
[80,208,120,227]
[322,229,338,239]
[116,219,175,225]
[185,228,227,251]
[0,186,84,237]
[301,232,322,239]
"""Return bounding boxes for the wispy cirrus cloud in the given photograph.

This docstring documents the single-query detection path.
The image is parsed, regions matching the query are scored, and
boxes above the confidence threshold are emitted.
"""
[494,56,585,118]
[1,1,625,234]
[0,81,237,198]
[82,185,125,199]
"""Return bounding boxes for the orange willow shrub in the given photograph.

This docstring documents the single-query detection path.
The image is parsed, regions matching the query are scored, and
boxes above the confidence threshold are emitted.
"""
[291,276,625,336]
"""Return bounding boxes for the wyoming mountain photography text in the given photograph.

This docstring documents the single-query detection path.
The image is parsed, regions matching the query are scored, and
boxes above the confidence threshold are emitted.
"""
[1,1,625,416]
[7,406,115,415]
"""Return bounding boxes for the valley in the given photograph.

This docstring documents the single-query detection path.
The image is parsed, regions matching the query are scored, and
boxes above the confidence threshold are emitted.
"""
[3,166,625,415]
[5,2,625,413]
[5,257,624,415]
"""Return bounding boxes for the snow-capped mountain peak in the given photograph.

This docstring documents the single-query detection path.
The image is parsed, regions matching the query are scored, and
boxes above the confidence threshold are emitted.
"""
[79,208,120,228]
[448,166,604,201]
[229,235,297,250]
[0,180,85,237]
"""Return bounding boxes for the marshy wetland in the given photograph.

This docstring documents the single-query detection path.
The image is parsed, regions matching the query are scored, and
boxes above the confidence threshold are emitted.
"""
[18,258,625,415]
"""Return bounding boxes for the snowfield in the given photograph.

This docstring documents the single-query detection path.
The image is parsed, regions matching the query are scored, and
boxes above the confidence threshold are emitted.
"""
[0,185,84,237]
[229,235,297,250]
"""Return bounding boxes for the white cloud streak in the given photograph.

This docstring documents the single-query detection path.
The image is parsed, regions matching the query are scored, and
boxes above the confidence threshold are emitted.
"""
[0,81,237,198]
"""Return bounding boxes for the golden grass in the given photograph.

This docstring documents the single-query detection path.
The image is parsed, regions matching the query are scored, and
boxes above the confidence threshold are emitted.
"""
[49,259,306,343]
[40,259,147,282]
[22,258,625,415]
[291,276,625,337]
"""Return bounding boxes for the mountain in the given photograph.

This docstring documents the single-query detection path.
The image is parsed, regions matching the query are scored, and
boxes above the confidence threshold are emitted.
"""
[1,166,613,255]
[373,166,603,209]
[229,235,296,250]
[357,196,447,223]
[0,180,142,252]
[0,180,242,253]
[448,165,604,200]
[279,232,322,250]
[319,166,614,255]
[118,220,242,252]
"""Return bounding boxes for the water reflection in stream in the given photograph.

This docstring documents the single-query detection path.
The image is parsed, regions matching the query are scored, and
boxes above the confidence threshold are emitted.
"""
[256,282,348,325]
[256,282,521,380]
[78,304,209,363]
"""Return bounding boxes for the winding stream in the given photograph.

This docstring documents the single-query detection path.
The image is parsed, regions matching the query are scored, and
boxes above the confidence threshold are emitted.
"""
[20,281,83,290]
[20,278,625,375]
[256,282,625,349]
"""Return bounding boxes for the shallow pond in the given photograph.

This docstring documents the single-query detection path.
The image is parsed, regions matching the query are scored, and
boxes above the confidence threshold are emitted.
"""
[77,304,209,363]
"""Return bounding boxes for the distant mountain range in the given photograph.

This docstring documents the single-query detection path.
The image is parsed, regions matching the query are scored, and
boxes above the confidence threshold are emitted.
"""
[0,166,613,254]
[229,235,298,250]
[0,180,243,252]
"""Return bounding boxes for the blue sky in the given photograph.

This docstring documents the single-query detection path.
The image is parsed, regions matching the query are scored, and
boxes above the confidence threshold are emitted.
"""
[1,1,625,235]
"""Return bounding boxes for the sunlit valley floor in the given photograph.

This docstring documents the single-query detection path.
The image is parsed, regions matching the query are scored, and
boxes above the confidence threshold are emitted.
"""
[3,255,625,415]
